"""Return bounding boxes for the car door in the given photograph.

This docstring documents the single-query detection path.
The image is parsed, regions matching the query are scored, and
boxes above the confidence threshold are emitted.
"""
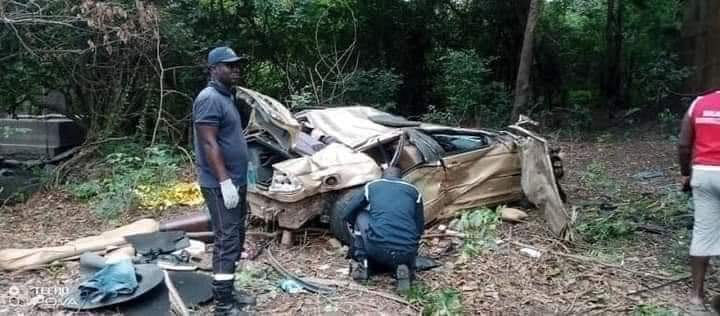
[438,135,523,219]
[403,161,448,224]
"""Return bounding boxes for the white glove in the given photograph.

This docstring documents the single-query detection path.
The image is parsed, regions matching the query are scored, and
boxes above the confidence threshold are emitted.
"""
[219,179,240,209]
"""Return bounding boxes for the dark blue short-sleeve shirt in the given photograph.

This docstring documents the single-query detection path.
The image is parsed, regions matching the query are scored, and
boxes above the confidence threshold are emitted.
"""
[192,81,248,188]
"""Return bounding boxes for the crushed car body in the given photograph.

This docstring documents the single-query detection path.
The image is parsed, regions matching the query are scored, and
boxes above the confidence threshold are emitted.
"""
[236,87,571,241]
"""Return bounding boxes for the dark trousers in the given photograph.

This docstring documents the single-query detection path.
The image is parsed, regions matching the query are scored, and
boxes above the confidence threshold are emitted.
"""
[352,211,416,275]
[201,185,248,274]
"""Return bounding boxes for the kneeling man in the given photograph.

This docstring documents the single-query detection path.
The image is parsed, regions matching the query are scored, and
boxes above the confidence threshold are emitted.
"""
[344,167,424,290]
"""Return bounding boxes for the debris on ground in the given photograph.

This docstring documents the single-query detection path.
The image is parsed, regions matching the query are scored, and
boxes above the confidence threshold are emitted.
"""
[278,279,304,294]
[519,247,543,258]
[632,170,665,180]
[0,127,716,315]
[327,238,343,250]
[500,207,529,222]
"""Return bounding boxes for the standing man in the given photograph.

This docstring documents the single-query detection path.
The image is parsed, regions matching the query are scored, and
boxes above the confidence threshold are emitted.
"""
[193,46,253,315]
[344,167,424,291]
[678,90,720,307]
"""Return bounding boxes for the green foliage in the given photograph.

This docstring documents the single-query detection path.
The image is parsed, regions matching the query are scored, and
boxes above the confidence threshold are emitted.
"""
[427,49,511,127]
[579,161,616,194]
[578,213,635,243]
[343,68,402,110]
[245,62,287,99]
[632,304,678,316]
[657,108,680,135]
[1,0,691,137]
[67,143,181,219]
[68,180,103,201]
[288,87,317,109]
[634,52,692,110]
[660,229,690,275]
[579,188,691,244]
[540,0,686,124]
[576,159,691,243]
[460,207,501,257]
[564,91,596,131]
[405,284,464,316]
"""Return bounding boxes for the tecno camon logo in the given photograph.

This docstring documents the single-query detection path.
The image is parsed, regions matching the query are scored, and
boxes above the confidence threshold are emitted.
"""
[2,284,72,309]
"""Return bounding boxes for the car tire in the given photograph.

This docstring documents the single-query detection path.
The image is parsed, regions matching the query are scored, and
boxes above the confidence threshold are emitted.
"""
[328,186,365,245]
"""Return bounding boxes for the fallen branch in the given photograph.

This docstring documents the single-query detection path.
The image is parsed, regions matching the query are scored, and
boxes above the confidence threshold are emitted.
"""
[510,241,684,281]
[265,248,335,295]
[303,276,421,312]
[626,276,691,296]
[422,232,465,239]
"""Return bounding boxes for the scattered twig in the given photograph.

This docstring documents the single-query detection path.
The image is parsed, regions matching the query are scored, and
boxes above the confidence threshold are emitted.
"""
[422,232,465,239]
[510,241,683,281]
[266,248,335,295]
[303,277,421,313]
[626,276,690,296]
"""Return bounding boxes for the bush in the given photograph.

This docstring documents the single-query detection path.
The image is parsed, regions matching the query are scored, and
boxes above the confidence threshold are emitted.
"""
[245,61,287,99]
[633,52,692,111]
[67,143,182,219]
[427,49,511,128]
[343,68,402,111]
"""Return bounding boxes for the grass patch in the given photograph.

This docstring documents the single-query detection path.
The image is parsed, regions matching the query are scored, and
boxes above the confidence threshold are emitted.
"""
[660,230,690,276]
[578,213,635,243]
[66,142,183,219]
[583,244,627,264]
[632,304,678,316]
[576,160,691,244]
[404,284,464,316]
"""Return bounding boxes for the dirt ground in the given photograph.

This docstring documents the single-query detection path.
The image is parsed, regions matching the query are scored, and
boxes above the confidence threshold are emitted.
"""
[0,127,717,315]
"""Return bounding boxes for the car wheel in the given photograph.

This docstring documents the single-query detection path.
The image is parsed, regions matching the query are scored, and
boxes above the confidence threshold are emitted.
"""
[328,186,364,245]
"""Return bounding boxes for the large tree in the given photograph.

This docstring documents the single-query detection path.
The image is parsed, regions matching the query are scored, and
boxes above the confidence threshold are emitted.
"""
[512,0,543,122]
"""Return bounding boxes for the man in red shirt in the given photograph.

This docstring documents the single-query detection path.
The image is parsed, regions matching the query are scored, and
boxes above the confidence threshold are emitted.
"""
[678,90,720,307]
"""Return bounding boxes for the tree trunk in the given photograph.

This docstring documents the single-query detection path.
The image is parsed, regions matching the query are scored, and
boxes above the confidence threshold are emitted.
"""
[511,0,542,123]
[681,0,720,92]
[603,0,624,121]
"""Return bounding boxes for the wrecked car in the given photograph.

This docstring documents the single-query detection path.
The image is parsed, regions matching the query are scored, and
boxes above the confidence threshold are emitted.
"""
[237,87,571,243]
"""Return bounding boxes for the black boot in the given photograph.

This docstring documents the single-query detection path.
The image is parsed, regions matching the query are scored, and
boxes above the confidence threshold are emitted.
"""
[395,264,411,291]
[212,280,248,316]
[234,288,257,306]
[350,258,369,281]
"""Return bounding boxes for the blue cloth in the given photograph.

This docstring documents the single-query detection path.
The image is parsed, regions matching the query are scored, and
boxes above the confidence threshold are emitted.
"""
[344,176,424,253]
[79,259,138,304]
[192,81,249,187]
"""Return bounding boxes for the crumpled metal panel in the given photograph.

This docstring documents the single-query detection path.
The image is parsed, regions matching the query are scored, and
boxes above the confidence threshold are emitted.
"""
[439,139,524,219]
[404,163,447,222]
[511,125,572,239]
[252,143,381,203]
[239,86,301,152]
[297,106,396,148]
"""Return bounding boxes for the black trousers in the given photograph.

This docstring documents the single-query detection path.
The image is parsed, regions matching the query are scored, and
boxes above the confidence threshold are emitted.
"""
[201,185,247,274]
[352,211,416,274]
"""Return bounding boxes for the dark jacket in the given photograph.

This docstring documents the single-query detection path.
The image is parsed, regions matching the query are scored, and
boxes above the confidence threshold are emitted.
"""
[344,176,424,252]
